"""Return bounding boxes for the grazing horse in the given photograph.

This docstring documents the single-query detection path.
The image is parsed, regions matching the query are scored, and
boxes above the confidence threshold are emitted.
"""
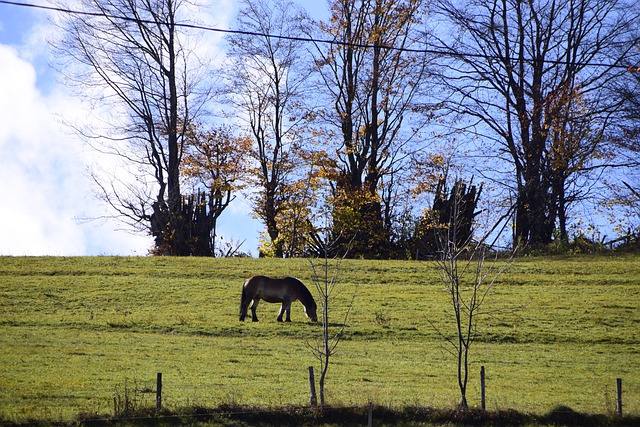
[239,276,318,322]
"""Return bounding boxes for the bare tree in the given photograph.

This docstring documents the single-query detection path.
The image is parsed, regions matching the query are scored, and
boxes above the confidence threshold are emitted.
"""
[609,60,640,237]
[224,0,312,258]
[307,232,356,407]
[55,0,212,254]
[431,0,640,248]
[430,180,514,407]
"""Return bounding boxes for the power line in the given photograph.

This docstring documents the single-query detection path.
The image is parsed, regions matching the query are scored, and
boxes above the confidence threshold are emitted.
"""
[0,0,636,70]
[8,0,351,46]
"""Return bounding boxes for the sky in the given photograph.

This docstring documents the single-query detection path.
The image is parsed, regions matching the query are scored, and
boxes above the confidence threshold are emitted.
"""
[0,0,328,256]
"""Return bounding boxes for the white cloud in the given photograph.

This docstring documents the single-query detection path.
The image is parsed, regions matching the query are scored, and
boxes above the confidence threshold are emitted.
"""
[0,1,265,256]
[0,44,152,256]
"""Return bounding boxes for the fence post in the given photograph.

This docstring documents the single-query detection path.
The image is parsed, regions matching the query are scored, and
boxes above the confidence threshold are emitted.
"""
[616,378,622,416]
[367,400,373,427]
[480,366,486,411]
[308,366,318,407]
[156,372,162,411]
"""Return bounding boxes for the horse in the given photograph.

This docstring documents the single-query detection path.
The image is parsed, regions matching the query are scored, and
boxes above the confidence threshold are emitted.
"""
[239,276,318,322]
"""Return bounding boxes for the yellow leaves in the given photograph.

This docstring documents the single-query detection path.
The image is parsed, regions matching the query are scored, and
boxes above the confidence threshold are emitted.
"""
[180,123,252,194]
[408,151,447,198]
[542,81,599,175]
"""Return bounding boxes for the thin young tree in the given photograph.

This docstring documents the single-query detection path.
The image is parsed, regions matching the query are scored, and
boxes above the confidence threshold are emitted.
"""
[430,179,514,408]
[307,219,356,407]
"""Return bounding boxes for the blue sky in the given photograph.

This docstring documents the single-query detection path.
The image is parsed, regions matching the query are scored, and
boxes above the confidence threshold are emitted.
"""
[0,0,328,256]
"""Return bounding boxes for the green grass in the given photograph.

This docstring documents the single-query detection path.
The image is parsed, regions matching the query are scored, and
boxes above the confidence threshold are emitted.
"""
[0,254,639,423]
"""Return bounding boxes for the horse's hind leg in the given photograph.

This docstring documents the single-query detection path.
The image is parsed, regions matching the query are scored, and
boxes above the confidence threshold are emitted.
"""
[250,299,260,322]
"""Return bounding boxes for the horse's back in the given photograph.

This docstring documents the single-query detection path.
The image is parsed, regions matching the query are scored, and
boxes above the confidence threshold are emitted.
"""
[244,275,301,302]
[243,275,271,291]
[244,275,268,285]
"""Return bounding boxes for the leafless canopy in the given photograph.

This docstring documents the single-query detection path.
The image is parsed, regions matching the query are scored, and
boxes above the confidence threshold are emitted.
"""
[55,0,211,238]
[430,0,640,247]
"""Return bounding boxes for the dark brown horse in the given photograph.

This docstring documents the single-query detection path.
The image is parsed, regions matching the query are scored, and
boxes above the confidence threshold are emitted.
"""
[239,276,317,322]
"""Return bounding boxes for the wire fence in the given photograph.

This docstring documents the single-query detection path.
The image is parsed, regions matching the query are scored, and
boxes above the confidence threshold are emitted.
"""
[0,365,636,426]
[106,368,630,421]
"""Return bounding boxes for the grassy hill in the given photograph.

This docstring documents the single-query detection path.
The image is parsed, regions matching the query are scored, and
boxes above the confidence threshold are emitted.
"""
[0,254,638,423]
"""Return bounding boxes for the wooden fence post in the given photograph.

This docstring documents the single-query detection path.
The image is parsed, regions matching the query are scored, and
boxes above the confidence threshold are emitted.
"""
[156,372,162,411]
[480,366,486,411]
[616,378,622,416]
[308,366,318,407]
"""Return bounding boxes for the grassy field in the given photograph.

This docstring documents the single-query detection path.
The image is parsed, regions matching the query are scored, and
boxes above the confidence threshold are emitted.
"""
[0,254,638,423]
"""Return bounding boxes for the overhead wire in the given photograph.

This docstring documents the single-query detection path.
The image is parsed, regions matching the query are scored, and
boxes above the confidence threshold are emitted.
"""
[0,0,637,71]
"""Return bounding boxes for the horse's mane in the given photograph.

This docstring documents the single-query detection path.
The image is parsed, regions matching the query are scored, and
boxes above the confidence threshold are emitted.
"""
[291,277,314,302]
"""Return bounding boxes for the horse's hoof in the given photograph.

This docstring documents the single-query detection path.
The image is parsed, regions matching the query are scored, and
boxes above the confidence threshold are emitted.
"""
[252,318,259,322]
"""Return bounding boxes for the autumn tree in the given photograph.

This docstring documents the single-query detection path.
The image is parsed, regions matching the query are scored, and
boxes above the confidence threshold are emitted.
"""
[310,0,431,258]
[431,0,640,248]
[55,0,211,254]
[224,0,313,257]
[544,83,605,244]
[275,169,324,258]
[180,124,252,256]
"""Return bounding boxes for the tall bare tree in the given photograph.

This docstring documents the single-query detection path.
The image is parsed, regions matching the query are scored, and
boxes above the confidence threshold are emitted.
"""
[56,0,211,254]
[609,58,640,238]
[224,0,312,257]
[431,0,640,248]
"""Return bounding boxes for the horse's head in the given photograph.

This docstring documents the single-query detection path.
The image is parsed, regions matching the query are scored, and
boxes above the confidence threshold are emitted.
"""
[306,300,318,322]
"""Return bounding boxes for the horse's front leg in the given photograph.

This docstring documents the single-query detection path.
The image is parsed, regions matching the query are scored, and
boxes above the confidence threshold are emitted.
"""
[278,300,292,322]
[250,299,260,322]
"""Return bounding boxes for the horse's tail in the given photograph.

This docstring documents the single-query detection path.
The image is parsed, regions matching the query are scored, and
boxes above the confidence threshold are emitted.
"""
[239,280,249,321]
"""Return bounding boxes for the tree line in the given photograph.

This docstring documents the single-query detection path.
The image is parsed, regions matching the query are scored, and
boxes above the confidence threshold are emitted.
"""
[54,0,640,257]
